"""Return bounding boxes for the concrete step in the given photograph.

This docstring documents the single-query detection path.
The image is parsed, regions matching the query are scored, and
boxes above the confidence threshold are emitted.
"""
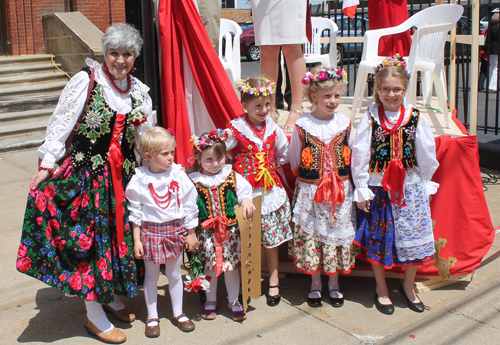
[0,62,63,76]
[0,108,55,123]
[0,81,67,101]
[0,54,53,67]
[0,117,49,138]
[0,94,60,113]
[0,71,68,87]
[0,132,45,154]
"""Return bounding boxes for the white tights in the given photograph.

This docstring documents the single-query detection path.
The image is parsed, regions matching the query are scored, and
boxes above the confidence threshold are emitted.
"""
[143,255,186,326]
[204,268,242,311]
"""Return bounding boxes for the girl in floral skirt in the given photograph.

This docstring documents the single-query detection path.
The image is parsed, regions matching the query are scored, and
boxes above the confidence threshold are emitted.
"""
[351,55,439,315]
[226,77,292,307]
[126,127,199,337]
[189,130,255,321]
[289,66,357,308]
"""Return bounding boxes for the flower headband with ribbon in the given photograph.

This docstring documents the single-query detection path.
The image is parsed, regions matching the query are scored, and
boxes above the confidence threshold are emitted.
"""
[301,68,348,89]
[167,128,175,136]
[190,129,230,153]
[237,77,276,97]
[374,54,411,81]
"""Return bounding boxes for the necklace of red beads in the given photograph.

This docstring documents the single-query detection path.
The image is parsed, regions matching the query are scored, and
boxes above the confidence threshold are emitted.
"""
[102,64,132,94]
[245,115,266,140]
[148,181,179,209]
[378,104,405,135]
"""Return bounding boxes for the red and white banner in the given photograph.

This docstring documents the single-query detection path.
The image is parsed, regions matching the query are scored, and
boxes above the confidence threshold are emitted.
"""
[342,0,359,19]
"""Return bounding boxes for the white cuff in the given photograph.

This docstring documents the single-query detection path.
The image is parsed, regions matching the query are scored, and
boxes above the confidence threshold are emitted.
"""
[353,187,375,203]
[424,180,440,196]
[184,216,199,230]
[40,154,57,170]
[129,216,142,226]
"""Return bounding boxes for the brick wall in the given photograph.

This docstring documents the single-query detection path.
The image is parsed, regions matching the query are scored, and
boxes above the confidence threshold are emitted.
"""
[7,0,125,55]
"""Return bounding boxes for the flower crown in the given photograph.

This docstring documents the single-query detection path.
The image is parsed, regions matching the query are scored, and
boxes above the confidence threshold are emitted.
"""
[374,54,412,81]
[237,77,276,97]
[190,129,230,153]
[301,68,348,89]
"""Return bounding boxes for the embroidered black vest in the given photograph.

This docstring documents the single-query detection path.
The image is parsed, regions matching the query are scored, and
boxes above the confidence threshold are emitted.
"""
[369,108,419,174]
[68,67,141,182]
[296,123,351,184]
[194,170,239,227]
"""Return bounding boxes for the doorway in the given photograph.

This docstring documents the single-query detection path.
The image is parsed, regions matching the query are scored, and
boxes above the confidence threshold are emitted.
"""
[0,0,12,55]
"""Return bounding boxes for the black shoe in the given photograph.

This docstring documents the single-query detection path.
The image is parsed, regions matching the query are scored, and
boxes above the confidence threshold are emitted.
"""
[374,293,394,315]
[398,284,425,313]
[238,293,251,306]
[266,285,281,307]
[329,289,344,308]
[307,290,323,308]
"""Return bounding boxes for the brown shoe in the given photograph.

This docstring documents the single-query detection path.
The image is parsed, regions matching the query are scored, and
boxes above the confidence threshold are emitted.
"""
[103,304,136,323]
[145,318,160,338]
[84,316,126,344]
[172,314,195,332]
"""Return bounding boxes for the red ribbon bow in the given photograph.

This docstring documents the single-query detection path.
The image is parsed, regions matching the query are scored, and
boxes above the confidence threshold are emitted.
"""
[382,158,406,207]
[313,167,345,220]
[201,216,229,277]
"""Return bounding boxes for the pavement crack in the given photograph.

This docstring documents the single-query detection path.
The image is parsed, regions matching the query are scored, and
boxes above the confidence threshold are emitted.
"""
[447,308,500,330]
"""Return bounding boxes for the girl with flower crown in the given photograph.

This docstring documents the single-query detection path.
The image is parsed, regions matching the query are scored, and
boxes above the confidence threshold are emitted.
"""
[126,127,199,337]
[189,129,255,322]
[227,77,292,307]
[351,54,439,315]
[289,65,357,309]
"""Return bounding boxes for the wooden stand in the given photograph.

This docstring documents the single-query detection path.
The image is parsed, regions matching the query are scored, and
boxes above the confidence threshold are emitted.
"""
[413,272,475,293]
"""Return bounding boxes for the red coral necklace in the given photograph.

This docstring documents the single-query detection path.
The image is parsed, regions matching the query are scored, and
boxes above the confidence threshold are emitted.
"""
[102,64,132,94]
[378,104,405,135]
[148,181,180,209]
[245,115,266,140]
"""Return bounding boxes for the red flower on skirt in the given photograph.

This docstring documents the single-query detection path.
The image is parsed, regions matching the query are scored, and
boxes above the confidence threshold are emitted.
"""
[51,236,66,250]
[86,291,97,301]
[49,219,60,231]
[16,257,31,272]
[102,269,113,281]
[45,225,52,240]
[48,201,57,217]
[59,274,67,281]
[18,243,28,258]
[119,243,129,258]
[84,275,95,288]
[97,257,107,271]
[69,273,82,290]
[35,193,47,212]
[77,262,91,275]
[44,184,56,198]
[78,233,92,250]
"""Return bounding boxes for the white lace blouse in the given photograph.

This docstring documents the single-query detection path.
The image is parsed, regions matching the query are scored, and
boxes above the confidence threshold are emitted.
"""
[38,58,153,170]
[351,104,439,202]
[189,164,253,204]
[126,163,199,229]
[226,116,290,214]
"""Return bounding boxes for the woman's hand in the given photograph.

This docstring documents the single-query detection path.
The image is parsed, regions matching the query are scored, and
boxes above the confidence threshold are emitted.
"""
[357,200,371,213]
[185,231,198,252]
[241,198,256,219]
[30,170,51,190]
[134,240,144,259]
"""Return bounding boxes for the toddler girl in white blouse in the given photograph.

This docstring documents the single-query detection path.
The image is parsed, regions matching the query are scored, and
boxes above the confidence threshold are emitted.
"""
[126,127,199,337]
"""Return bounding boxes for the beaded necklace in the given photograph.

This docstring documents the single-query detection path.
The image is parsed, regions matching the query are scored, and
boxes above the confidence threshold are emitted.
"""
[148,181,179,209]
[378,104,405,135]
[102,64,132,94]
[245,115,266,140]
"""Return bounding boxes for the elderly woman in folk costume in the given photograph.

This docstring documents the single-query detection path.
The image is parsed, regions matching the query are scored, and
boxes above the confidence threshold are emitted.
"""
[16,23,153,344]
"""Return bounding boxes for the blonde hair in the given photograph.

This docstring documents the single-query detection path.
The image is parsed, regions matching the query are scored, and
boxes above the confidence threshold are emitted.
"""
[373,66,410,104]
[240,76,272,104]
[304,65,347,103]
[139,126,176,158]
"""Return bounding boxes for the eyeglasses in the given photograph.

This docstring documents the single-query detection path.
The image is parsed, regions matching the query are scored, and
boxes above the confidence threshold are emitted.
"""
[378,87,405,95]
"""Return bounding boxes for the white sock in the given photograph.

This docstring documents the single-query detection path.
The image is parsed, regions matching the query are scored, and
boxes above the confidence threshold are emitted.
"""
[309,271,322,299]
[144,261,160,326]
[107,295,125,310]
[225,270,243,311]
[204,268,218,310]
[328,275,343,298]
[85,300,114,333]
[164,255,188,322]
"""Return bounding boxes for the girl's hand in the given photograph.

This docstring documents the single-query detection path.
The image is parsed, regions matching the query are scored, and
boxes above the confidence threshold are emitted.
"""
[134,240,144,259]
[185,232,198,252]
[241,198,256,219]
[357,200,371,213]
[30,170,51,190]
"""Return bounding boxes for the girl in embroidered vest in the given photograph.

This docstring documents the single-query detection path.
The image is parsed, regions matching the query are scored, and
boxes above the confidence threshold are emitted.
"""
[227,77,292,307]
[16,24,152,343]
[352,55,439,315]
[189,130,255,321]
[288,66,356,308]
[126,127,199,336]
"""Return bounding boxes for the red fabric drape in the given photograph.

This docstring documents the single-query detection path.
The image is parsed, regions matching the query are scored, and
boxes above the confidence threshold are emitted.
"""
[368,0,412,56]
[158,0,242,166]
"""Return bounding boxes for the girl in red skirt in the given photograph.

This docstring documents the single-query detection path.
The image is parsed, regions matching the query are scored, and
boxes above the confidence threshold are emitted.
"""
[126,127,199,337]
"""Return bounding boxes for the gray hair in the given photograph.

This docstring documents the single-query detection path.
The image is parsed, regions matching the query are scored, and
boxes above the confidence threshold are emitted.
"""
[101,23,143,57]
[491,13,500,26]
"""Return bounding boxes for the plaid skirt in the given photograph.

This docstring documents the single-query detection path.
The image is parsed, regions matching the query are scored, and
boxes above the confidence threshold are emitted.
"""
[141,219,186,265]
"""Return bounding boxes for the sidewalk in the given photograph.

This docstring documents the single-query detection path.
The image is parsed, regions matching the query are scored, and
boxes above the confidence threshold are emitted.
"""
[1,149,500,345]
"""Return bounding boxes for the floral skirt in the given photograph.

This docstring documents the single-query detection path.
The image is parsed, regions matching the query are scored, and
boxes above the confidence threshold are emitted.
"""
[142,220,186,265]
[288,225,358,275]
[16,158,140,304]
[354,186,435,268]
[261,196,293,248]
[197,224,241,273]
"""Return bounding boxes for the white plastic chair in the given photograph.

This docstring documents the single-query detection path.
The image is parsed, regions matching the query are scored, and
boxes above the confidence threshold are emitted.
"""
[304,17,338,69]
[351,4,463,128]
[219,18,242,86]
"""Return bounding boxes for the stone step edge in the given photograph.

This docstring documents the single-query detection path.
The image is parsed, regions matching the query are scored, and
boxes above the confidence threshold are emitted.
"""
[0,63,62,75]
[0,120,49,136]
[0,108,55,122]
[0,135,45,154]
[0,81,68,96]
[0,72,68,85]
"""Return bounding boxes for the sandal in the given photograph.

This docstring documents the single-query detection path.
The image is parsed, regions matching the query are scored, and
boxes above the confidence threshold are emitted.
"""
[228,301,247,321]
[201,301,217,320]
[307,290,322,308]
[329,289,344,308]
[266,285,281,307]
